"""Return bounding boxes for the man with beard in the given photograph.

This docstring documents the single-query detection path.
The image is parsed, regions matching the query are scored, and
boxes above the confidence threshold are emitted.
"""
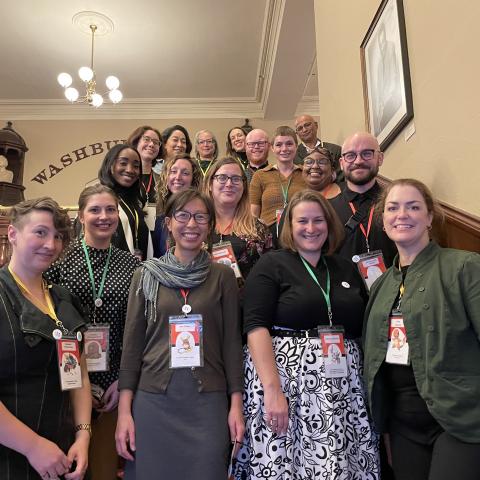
[329,131,397,268]
[245,129,270,183]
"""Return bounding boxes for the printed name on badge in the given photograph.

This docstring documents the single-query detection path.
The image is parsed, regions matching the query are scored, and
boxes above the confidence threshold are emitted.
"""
[386,313,410,365]
[57,337,83,390]
[84,324,110,372]
[318,326,348,378]
[212,242,243,279]
[169,314,204,369]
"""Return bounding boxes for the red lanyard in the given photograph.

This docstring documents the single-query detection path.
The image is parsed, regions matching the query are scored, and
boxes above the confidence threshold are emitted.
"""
[180,288,189,303]
[180,288,191,315]
[143,172,153,194]
[348,202,374,251]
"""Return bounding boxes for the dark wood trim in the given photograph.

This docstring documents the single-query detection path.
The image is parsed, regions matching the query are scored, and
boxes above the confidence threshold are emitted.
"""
[377,175,480,253]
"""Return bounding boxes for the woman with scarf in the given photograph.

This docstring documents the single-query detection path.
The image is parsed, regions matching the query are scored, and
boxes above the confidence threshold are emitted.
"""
[98,144,153,260]
[116,189,244,479]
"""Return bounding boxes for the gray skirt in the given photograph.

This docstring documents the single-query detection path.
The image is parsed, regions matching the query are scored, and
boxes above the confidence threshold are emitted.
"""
[125,369,230,480]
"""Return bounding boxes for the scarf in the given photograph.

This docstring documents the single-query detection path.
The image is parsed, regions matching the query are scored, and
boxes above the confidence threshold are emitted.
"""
[137,247,211,322]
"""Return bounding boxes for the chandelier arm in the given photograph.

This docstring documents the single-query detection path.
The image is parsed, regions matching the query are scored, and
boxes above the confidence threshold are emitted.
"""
[90,24,97,71]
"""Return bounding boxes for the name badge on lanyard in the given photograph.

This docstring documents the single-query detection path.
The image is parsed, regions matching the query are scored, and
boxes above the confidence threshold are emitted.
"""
[318,325,348,378]
[385,312,410,365]
[84,323,110,372]
[56,335,83,391]
[352,250,387,291]
[169,314,204,369]
[212,241,243,279]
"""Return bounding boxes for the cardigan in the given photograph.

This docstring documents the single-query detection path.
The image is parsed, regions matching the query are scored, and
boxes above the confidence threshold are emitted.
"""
[119,262,243,395]
[363,241,480,442]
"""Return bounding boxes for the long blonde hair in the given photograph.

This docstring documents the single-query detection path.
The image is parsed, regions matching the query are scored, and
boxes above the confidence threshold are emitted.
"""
[203,156,260,239]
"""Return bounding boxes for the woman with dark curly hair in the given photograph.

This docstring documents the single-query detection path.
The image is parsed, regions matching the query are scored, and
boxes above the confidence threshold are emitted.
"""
[98,144,153,260]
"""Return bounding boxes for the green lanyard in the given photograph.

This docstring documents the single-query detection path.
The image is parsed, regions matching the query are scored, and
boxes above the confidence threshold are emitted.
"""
[278,172,293,207]
[82,238,112,315]
[300,255,333,326]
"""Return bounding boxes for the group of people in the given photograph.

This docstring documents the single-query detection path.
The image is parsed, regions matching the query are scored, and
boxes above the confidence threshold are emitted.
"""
[0,115,479,480]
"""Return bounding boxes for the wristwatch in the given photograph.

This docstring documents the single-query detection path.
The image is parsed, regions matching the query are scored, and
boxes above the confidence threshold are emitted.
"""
[75,423,92,437]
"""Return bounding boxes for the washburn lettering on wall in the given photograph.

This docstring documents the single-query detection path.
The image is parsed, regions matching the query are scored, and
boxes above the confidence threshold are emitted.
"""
[31,139,127,185]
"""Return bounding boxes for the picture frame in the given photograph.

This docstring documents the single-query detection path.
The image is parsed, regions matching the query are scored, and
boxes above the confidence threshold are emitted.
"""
[360,0,413,151]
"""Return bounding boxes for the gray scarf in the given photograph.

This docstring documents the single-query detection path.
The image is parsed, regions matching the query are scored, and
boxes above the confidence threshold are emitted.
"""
[137,248,211,322]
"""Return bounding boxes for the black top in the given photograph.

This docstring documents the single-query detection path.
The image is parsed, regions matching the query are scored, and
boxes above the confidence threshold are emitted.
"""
[139,172,157,205]
[243,249,368,337]
[46,239,140,391]
[329,182,397,267]
[245,161,268,184]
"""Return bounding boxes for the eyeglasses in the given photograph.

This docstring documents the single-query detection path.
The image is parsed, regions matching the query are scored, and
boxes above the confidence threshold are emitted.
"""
[213,174,243,185]
[198,139,214,146]
[141,135,161,146]
[295,122,313,133]
[341,149,378,163]
[304,157,330,167]
[173,210,210,224]
[246,140,268,149]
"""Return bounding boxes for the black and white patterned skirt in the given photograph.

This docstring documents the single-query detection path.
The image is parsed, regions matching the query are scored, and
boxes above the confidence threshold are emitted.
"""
[234,336,380,479]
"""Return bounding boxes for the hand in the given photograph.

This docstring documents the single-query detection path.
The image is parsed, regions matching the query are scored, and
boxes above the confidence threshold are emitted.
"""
[25,435,70,479]
[264,386,289,435]
[91,395,103,410]
[64,432,89,480]
[115,413,136,461]
[97,380,119,413]
[228,393,245,457]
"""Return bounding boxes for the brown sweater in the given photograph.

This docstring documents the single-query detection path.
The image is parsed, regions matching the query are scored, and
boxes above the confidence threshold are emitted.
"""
[249,164,305,226]
[119,262,243,394]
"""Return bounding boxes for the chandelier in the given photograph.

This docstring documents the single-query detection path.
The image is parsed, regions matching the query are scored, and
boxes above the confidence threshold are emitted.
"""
[57,13,122,108]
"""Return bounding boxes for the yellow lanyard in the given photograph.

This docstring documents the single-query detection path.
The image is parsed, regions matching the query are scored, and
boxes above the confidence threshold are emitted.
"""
[120,198,139,247]
[8,266,67,333]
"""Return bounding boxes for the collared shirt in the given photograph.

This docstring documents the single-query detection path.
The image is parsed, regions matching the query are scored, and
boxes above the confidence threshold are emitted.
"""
[249,164,305,227]
[329,182,397,267]
[245,161,269,184]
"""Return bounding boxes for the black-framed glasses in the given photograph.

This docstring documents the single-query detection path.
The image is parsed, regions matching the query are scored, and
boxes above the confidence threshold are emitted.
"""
[141,135,161,146]
[213,174,243,185]
[246,140,268,149]
[295,121,313,133]
[341,149,377,163]
[304,157,330,167]
[173,210,210,224]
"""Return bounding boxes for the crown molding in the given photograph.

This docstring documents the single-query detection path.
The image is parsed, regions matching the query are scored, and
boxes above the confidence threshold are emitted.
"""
[295,96,320,117]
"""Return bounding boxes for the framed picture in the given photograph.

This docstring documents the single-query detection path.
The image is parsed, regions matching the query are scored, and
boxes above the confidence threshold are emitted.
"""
[360,0,413,150]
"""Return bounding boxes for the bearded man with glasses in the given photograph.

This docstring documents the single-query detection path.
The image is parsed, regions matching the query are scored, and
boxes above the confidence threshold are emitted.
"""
[330,132,397,272]
[244,129,270,184]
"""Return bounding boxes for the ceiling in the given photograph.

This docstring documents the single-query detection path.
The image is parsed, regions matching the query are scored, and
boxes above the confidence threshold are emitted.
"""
[0,0,319,120]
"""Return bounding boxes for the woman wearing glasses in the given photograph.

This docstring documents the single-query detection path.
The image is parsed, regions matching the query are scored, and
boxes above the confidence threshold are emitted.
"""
[226,127,248,169]
[203,157,271,287]
[98,144,153,260]
[116,189,244,479]
[127,126,163,206]
[250,126,305,237]
[302,147,341,199]
[194,130,219,177]
[153,154,202,257]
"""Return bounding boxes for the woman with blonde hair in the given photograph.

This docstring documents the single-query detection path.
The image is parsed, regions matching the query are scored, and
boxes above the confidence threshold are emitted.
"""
[203,156,271,285]
[194,129,219,178]
[153,154,202,257]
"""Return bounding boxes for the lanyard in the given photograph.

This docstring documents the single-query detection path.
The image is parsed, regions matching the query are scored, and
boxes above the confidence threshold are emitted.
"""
[278,172,293,207]
[143,172,153,194]
[81,238,112,314]
[348,202,374,252]
[199,160,213,177]
[300,256,333,326]
[120,198,139,247]
[179,288,192,315]
[217,219,234,243]
[8,266,68,334]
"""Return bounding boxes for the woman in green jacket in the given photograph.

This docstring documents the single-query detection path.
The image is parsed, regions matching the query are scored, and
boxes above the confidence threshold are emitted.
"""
[363,178,480,480]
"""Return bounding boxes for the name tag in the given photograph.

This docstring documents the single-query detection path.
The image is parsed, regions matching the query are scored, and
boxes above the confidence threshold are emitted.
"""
[353,250,387,291]
[169,314,204,369]
[57,336,83,391]
[318,325,348,378]
[385,313,410,365]
[84,323,110,372]
[212,241,243,279]
[144,204,157,231]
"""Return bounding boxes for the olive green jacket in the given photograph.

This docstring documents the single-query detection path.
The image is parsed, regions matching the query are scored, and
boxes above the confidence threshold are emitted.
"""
[363,241,480,442]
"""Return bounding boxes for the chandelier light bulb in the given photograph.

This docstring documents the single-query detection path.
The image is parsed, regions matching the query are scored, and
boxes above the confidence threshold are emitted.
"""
[57,72,73,88]
[78,66,94,82]
[106,75,120,91]
[65,87,79,102]
[108,89,123,104]
[91,93,104,107]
